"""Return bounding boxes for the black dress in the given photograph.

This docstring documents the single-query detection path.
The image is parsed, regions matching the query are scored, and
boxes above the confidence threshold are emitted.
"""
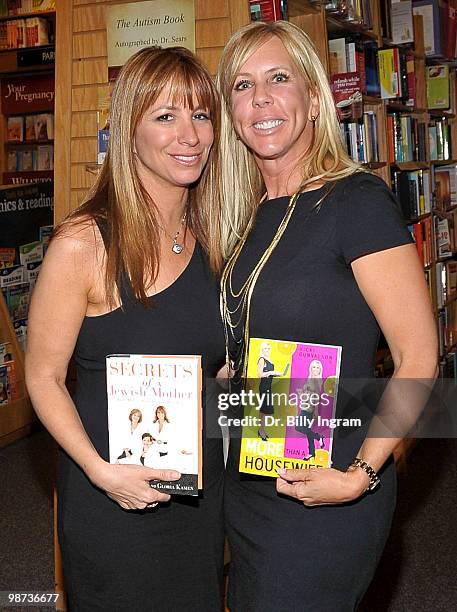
[225,172,414,611]
[258,357,274,415]
[57,222,226,612]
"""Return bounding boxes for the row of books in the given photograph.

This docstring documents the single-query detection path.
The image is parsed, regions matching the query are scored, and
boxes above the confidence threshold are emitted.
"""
[7,144,53,172]
[0,0,55,16]
[0,341,18,407]
[382,0,457,60]
[408,217,434,266]
[436,259,457,307]
[339,111,378,163]
[436,210,457,256]
[7,113,54,142]
[0,15,50,49]
[430,118,452,161]
[393,169,432,219]
[438,301,457,356]
[387,115,427,163]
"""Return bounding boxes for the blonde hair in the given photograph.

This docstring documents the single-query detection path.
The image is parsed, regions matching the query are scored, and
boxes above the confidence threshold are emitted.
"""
[216,20,361,258]
[55,46,222,305]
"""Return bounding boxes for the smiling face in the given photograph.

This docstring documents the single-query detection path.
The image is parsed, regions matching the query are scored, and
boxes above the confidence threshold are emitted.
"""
[134,85,214,193]
[230,36,319,168]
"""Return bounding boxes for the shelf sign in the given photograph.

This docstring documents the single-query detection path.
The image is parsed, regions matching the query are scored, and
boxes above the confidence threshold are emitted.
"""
[106,0,195,72]
[17,46,55,68]
[1,73,55,114]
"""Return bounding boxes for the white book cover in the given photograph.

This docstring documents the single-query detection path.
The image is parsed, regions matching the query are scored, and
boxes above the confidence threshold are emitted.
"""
[106,354,202,496]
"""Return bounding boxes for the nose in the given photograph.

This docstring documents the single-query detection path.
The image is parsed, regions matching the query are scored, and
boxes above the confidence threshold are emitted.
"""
[252,83,273,108]
[177,117,199,146]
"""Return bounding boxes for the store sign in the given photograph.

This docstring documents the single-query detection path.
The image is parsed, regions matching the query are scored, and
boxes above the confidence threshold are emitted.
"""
[0,183,54,248]
[1,73,55,114]
[17,46,55,68]
[106,0,195,69]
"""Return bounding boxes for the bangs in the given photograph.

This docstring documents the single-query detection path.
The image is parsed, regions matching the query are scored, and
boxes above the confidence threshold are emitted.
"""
[138,53,219,118]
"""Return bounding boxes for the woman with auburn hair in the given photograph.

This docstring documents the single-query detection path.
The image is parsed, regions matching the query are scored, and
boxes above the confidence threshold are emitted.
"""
[26,46,225,610]
[217,21,438,610]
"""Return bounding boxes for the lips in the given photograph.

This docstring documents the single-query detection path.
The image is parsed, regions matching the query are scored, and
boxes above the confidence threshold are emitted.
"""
[169,153,202,165]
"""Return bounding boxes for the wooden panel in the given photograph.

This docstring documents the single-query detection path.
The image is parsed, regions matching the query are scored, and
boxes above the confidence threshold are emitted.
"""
[71,189,89,211]
[54,0,73,224]
[196,47,223,76]
[71,164,98,189]
[71,137,98,163]
[228,0,250,33]
[74,5,106,32]
[71,111,98,138]
[73,58,108,85]
[195,0,229,20]
[73,31,107,59]
[72,84,108,111]
[196,18,231,48]
[289,11,329,73]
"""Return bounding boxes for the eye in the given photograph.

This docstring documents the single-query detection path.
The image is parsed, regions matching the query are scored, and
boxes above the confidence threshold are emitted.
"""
[271,72,289,83]
[234,79,252,91]
[193,111,211,121]
[156,113,174,122]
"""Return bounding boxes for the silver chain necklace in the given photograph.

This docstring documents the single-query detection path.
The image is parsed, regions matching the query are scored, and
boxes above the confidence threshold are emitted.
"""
[170,211,187,254]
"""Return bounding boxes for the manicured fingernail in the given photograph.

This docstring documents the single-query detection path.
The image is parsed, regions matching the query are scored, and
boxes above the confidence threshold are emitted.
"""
[170,471,181,479]
[277,468,286,476]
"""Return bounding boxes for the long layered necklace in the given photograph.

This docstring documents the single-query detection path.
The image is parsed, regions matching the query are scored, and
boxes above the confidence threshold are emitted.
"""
[220,183,335,381]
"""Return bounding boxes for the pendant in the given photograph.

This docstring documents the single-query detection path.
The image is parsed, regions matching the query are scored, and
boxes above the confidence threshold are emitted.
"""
[172,242,183,254]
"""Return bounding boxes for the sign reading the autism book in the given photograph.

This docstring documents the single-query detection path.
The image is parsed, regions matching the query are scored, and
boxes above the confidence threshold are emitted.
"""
[106,0,195,72]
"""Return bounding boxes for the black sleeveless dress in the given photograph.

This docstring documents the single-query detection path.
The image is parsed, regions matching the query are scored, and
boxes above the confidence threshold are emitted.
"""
[225,173,414,611]
[57,221,226,611]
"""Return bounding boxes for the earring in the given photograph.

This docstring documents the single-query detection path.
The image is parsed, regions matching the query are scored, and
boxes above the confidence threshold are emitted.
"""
[310,115,317,125]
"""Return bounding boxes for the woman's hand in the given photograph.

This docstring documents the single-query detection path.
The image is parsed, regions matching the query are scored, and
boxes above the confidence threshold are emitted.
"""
[276,466,369,506]
[88,461,181,510]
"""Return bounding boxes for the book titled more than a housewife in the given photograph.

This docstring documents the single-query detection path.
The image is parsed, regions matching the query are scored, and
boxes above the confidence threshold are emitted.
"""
[239,338,342,477]
[106,354,202,496]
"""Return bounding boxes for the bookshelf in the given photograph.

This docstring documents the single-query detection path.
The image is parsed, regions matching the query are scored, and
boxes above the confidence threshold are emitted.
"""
[0,2,55,447]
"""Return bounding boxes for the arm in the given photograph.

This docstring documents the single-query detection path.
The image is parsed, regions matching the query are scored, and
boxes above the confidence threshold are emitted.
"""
[25,224,179,510]
[277,244,438,504]
[257,357,266,378]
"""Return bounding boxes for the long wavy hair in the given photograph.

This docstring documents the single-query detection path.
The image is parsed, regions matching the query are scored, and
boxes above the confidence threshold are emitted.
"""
[55,46,222,306]
[216,20,361,258]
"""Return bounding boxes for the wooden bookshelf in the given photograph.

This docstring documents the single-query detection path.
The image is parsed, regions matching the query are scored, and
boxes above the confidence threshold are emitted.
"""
[0,6,55,446]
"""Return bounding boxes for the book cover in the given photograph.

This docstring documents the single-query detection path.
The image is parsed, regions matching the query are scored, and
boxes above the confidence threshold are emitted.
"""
[0,341,13,363]
[19,240,43,265]
[7,116,23,141]
[391,0,414,44]
[106,354,202,496]
[378,48,401,99]
[3,281,30,321]
[0,264,25,288]
[426,64,450,108]
[239,338,342,477]
[3,359,19,401]
[331,72,363,120]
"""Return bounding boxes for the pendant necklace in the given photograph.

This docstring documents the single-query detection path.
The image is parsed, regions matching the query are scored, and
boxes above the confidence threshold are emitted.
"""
[170,210,187,254]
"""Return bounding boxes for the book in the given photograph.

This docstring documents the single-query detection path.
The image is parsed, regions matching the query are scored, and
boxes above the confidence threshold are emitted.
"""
[426,64,450,108]
[331,72,363,121]
[3,359,18,401]
[106,354,202,496]
[0,341,13,363]
[0,265,25,288]
[249,0,283,21]
[378,48,400,99]
[238,338,342,477]
[2,282,30,321]
[391,0,414,44]
[7,116,23,141]
[18,240,43,265]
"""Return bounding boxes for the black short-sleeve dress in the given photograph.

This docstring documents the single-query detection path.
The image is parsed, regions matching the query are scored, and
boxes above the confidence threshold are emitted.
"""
[57,220,226,612]
[225,172,414,612]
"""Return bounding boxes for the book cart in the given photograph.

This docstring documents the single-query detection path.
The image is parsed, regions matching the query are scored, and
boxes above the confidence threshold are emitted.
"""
[0,0,450,608]
[0,3,55,448]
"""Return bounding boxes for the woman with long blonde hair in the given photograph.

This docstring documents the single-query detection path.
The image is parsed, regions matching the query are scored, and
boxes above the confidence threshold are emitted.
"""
[26,46,225,610]
[218,21,437,610]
